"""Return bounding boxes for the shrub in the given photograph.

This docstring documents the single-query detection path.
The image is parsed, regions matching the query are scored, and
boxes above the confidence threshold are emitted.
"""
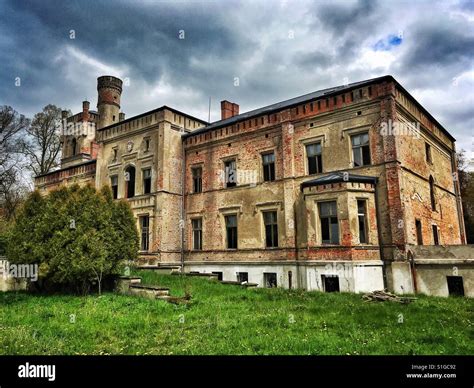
[7,184,138,294]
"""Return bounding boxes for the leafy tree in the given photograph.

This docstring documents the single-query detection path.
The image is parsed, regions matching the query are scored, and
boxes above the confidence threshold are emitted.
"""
[7,184,138,294]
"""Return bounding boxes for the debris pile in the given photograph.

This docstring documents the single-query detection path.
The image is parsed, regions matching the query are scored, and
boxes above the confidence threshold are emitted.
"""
[363,290,417,304]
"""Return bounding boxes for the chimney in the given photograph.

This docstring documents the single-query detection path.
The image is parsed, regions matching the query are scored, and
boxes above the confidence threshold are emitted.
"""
[119,112,125,121]
[221,100,239,120]
[82,100,90,122]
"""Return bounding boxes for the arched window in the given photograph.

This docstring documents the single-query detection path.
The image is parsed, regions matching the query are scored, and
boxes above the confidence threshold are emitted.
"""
[71,138,77,156]
[429,175,436,211]
[125,165,136,198]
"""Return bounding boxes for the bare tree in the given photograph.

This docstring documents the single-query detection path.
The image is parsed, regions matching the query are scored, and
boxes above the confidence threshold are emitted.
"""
[22,104,63,176]
[0,106,29,201]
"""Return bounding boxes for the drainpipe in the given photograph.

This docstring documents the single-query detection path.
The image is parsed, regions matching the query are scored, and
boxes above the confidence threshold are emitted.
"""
[408,250,417,293]
[374,183,388,290]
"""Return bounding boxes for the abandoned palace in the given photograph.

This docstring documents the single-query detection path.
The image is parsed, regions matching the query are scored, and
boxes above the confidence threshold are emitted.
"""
[34,75,473,297]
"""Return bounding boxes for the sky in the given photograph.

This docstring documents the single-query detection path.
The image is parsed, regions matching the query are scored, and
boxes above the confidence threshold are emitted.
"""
[1,0,473,166]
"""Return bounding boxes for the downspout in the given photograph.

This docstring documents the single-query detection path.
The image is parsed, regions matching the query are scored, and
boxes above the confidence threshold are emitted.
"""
[408,250,417,293]
[374,182,387,290]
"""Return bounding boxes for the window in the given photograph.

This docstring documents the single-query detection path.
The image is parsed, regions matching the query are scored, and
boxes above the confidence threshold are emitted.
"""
[111,175,118,199]
[143,168,151,194]
[264,273,277,288]
[429,176,436,211]
[288,270,293,289]
[425,143,432,163]
[125,166,136,198]
[192,218,202,251]
[224,159,237,188]
[415,219,423,245]
[322,275,340,292]
[351,132,371,167]
[145,138,150,152]
[263,211,278,248]
[319,201,339,244]
[140,215,149,251]
[432,225,439,245]
[212,272,223,281]
[192,167,202,193]
[71,138,77,156]
[237,272,248,283]
[262,152,275,181]
[112,148,118,162]
[225,215,238,249]
[357,200,368,244]
[306,143,322,174]
[447,276,464,296]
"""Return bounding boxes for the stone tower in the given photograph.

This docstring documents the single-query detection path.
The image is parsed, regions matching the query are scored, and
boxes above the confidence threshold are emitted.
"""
[97,75,123,129]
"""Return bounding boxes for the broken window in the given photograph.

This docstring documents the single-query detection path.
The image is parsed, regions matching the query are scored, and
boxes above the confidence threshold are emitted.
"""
[429,176,436,211]
[357,200,368,244]
[110,175,118,199]
[192,218,202,250]
[319,201,339,244]
[322,275,340,292]
[224,159,237,188]
[425,142,432,163]
[140,215,149,251]
[264,272,277,288]
[447,276,464,296]
[262,152,275,181]
[143,168,151,194]
[192,166,202,193]
[263,211,278,248]
[212,272,223,281]
[237,272,248,283]
[306,142,322,174]
[225,215,238,249]
[432,224,439,245]
[125,165,135,198]
[415,219,423,245]
[351,132,371,167]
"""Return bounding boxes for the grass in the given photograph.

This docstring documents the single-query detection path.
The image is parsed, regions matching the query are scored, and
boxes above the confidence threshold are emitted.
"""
[0,270,472,355]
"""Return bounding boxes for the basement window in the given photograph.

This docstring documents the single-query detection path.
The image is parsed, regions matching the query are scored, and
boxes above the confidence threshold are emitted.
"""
[237,272,248,283]
[264,273,277,288]
[351,132,371,167]
[322,275,340,292]
[306,142,323,174]
[319,201,339,244]
[447,276,464,296]
[212,272,223,281]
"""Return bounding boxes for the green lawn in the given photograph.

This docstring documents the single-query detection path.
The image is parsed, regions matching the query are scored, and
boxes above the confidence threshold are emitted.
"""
[0,270,472,355]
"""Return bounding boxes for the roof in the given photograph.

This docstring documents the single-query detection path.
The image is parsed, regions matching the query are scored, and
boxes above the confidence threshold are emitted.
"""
[301,172,378,189]
[183,75,455,142]
[97,105,208,132]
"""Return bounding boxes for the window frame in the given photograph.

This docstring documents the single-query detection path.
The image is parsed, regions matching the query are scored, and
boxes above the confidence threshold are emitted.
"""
[351,132,371,167]
[263,210,278,248]
[110,175,118,199]
[357,199,368,244]
[142,168,152,195]
[191,166,203,193]
[262,152,276,182]
[225,214,238,249]
[191,218,203,251]
[139,215,150,251]
[306,142,323,175]
[318,201,339,245]
[224,159,237,188]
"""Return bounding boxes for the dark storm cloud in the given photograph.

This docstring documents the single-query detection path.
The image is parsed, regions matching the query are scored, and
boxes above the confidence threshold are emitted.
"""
[400,24,474,70]
[0,0,472,159]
